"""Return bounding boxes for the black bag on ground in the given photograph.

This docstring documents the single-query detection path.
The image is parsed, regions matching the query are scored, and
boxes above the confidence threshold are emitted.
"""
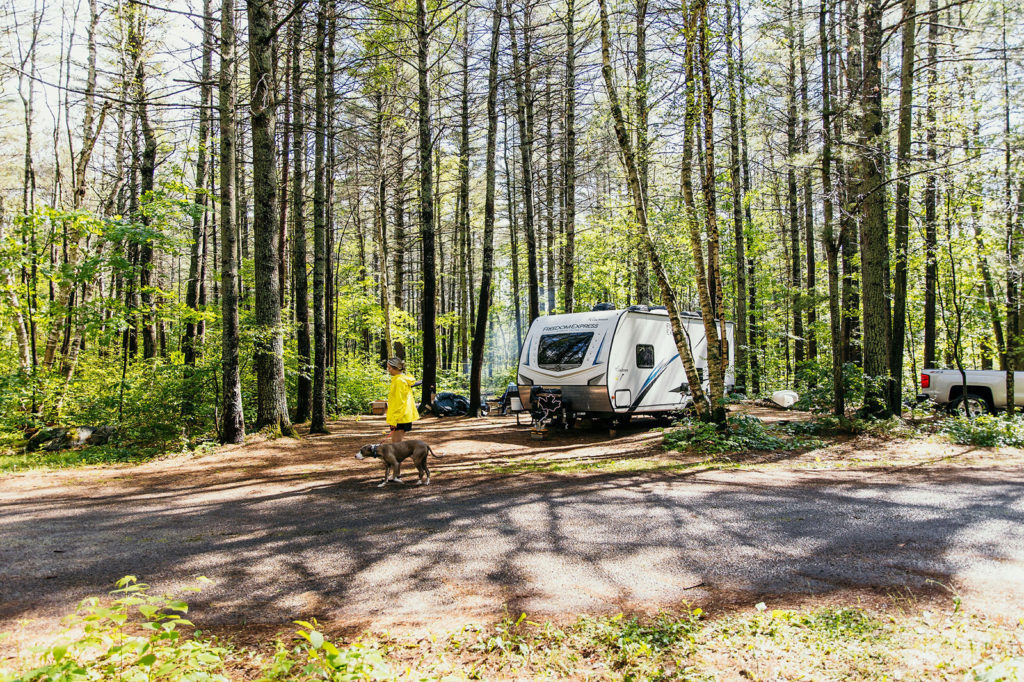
[432,392,489,417]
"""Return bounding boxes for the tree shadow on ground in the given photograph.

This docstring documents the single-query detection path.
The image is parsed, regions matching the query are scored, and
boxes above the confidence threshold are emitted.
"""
[1,416,1021,634]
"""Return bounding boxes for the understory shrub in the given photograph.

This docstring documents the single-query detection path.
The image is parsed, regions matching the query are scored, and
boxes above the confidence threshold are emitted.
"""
[2,580,1016,681]
[794,361,865,413]
[579,610,703,669]
[332,355,390,416]
[259,621,392,681]
[663,415,822,454]
[941,413,1024,447]
[1,576,229,682]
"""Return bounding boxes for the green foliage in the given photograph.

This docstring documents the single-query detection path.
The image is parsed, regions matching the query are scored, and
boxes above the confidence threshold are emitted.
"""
[779,414,917,439]
[2,584,1017,681]
[579,611,702,670]
[488,364,518,395]
[0,444,163,474]
[1,576,228,682]
[718,604,886,647]
[435,367,469,395]
[663,415,822,454]
[941,413,1024,447]
[471,612,536,657]
[794,361,865,412]
[332,355,390,415]
[259,621,391,682]
[792,608,885,641]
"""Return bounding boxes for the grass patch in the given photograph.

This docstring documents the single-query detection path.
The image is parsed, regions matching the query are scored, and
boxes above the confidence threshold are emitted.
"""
[0,444,165,474]
[0,438,218,475]
[4,579,1021,681]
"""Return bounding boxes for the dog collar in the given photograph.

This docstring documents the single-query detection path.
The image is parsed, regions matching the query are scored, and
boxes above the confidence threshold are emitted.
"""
[372,444,380,458]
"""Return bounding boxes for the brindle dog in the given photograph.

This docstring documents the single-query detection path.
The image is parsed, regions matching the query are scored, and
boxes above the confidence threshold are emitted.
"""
[356,440,441,487]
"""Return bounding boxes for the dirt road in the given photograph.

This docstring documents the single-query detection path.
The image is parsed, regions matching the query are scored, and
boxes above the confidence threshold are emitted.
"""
[2,415,1022,639]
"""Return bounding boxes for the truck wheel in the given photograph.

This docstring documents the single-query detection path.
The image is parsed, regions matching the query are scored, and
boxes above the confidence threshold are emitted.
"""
[950,393,993,417]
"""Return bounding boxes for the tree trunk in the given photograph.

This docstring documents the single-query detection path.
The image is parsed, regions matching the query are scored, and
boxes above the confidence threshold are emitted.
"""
[634,0,650,306]
[219,0,244,444]
[696,0,727,419]
[820,0,844,416]
[247,0,295,435]
[1004,9,1019,415]
[922,0,938,369]
[786,0,804,370]
[798,0,816,362]
[376,90,394,360]
[310,0,329,434]
[184,0,214,369]
[725,0,747,392]
[842,0,862,367]
[470,0,502,416]
[598,0,711,421]
[507,4,541,324]
[393,135,406,341]
[505,111,523,346]
[889,0,916,415]
[458,17,472,360]
[0,199,31,371]
[133,9,158,361]
[417,0,438,407]
[858,0,891,416]
[544,79,557,314]
[737,0,759,395]
[562,0,576,314]
[292,7,311,423]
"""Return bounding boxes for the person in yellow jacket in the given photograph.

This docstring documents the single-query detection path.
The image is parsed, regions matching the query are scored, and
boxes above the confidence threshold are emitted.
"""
[385,357,420,443]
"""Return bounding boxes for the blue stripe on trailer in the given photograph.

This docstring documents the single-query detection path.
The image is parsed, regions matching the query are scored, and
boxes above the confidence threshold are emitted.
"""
[592,333,607,365]
[629,353,680,411]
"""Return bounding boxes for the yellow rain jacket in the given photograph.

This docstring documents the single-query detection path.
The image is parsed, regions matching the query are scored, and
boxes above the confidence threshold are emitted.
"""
[386,373,420,426]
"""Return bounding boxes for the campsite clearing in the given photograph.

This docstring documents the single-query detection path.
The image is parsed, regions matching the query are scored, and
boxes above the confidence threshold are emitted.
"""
[1,410,1022,673]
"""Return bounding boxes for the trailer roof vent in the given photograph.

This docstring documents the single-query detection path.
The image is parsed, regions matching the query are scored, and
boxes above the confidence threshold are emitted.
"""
[627,305,650,312]
[592,302,615,311]
[650,305,667,311]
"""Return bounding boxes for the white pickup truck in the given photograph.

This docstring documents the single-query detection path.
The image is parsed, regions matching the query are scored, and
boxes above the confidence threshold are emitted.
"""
[918,369,1024,414]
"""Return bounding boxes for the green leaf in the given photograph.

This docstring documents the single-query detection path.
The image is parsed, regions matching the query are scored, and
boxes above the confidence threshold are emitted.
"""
[309,630,324,650]
[137,653,157,666]
[167,600,188,613]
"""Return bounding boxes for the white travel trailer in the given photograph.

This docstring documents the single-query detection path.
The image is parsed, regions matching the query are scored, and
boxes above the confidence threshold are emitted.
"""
[516,305,734,425]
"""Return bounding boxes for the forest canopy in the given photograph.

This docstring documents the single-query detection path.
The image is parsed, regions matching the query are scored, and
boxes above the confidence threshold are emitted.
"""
[0,0,1022,444]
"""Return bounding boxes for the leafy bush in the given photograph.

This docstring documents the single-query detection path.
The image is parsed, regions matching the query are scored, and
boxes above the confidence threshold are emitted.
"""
[779,414,917,439]
[435,367,470,395]
[0,579,397,682]
[941,413,1024,447]
[0,444,164,474]
[794,361,865,412]
[664,415,822,454]
[582,611,702,668]
[1,576,228,682]
[332,355,390,416]
[260,620,392,681]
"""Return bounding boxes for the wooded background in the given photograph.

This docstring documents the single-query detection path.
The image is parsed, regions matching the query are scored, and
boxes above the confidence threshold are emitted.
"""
[0,0,1021,441]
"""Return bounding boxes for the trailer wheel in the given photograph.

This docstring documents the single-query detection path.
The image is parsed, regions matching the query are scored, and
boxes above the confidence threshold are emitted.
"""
[949,393,994,418]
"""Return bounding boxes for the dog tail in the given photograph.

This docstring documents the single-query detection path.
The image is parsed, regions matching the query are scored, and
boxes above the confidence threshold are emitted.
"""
[428,445,443,459]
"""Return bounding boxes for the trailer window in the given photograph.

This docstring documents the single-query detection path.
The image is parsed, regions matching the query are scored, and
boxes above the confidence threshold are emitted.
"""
[537,333,594,371]
[636,344,655,369]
